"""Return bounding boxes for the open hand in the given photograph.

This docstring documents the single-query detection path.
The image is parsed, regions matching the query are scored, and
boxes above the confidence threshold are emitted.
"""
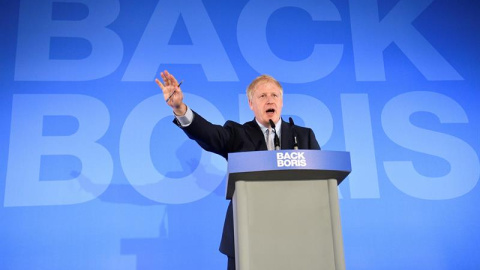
[155,70,186,115]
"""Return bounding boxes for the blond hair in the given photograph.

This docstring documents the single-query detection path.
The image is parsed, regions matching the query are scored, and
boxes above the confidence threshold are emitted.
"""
[246,74,283,100]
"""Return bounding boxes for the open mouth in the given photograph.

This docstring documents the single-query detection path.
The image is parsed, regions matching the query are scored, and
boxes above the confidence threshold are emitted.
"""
[266,108,275,116]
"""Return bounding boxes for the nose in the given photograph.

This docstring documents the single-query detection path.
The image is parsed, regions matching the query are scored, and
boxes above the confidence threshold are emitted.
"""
[266,94,273,103]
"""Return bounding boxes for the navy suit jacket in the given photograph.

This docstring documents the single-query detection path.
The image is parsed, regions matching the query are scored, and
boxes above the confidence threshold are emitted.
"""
[175,110,320,257]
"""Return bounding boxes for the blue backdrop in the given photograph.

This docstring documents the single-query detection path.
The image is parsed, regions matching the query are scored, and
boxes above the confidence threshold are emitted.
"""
[1,0,479,269]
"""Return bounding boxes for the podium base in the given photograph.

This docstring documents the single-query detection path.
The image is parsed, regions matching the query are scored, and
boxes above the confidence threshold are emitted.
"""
[233,179,345,270]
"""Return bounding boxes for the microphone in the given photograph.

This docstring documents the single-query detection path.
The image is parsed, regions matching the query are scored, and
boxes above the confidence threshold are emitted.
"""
[289,117,299,150]
[269,119,280,150]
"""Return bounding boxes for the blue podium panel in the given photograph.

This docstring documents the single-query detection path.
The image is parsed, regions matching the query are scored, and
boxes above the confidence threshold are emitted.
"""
[227,150,351,199]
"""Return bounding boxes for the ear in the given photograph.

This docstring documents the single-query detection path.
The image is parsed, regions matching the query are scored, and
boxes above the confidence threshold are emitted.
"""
[248,99,254,110]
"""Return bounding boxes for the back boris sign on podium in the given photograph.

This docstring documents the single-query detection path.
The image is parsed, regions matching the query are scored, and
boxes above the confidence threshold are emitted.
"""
[227,150,351,270]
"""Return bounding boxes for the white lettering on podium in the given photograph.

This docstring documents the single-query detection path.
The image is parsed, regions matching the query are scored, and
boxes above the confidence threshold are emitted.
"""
[277,152,307,168]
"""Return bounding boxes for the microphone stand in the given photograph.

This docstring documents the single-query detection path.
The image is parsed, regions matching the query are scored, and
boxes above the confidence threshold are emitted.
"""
[269,119,281,150]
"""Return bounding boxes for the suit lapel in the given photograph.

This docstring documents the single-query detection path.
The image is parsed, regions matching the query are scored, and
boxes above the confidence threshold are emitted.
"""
[244,119,268,151]
[280,119,293,150]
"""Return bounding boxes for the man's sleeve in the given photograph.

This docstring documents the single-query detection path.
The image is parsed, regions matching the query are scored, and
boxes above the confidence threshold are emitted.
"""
[175,106,194,127]
[175,111,234,160]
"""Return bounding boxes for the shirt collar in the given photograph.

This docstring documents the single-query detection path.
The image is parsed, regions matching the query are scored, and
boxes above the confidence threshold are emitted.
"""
[256,118,282,136]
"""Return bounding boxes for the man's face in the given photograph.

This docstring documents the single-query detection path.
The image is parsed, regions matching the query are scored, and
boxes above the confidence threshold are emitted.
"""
[248,81,283,127]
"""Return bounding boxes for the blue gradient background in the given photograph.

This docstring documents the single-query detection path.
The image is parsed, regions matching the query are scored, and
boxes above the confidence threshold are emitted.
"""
[1,0,479,269]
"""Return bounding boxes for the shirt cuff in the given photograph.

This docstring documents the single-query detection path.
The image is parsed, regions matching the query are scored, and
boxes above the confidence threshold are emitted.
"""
[175,106,194,127]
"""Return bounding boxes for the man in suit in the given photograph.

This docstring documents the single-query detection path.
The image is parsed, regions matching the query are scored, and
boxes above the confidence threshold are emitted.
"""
[156,70,320,270]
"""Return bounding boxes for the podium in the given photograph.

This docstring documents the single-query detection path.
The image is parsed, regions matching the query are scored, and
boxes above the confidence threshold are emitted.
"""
[227,150,351,270]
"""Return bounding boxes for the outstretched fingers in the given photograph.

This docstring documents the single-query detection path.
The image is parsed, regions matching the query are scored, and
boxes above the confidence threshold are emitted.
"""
[155,78,164,90]
[155,70,184,109]
[163,70,179,86]
[155,77,171,101]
